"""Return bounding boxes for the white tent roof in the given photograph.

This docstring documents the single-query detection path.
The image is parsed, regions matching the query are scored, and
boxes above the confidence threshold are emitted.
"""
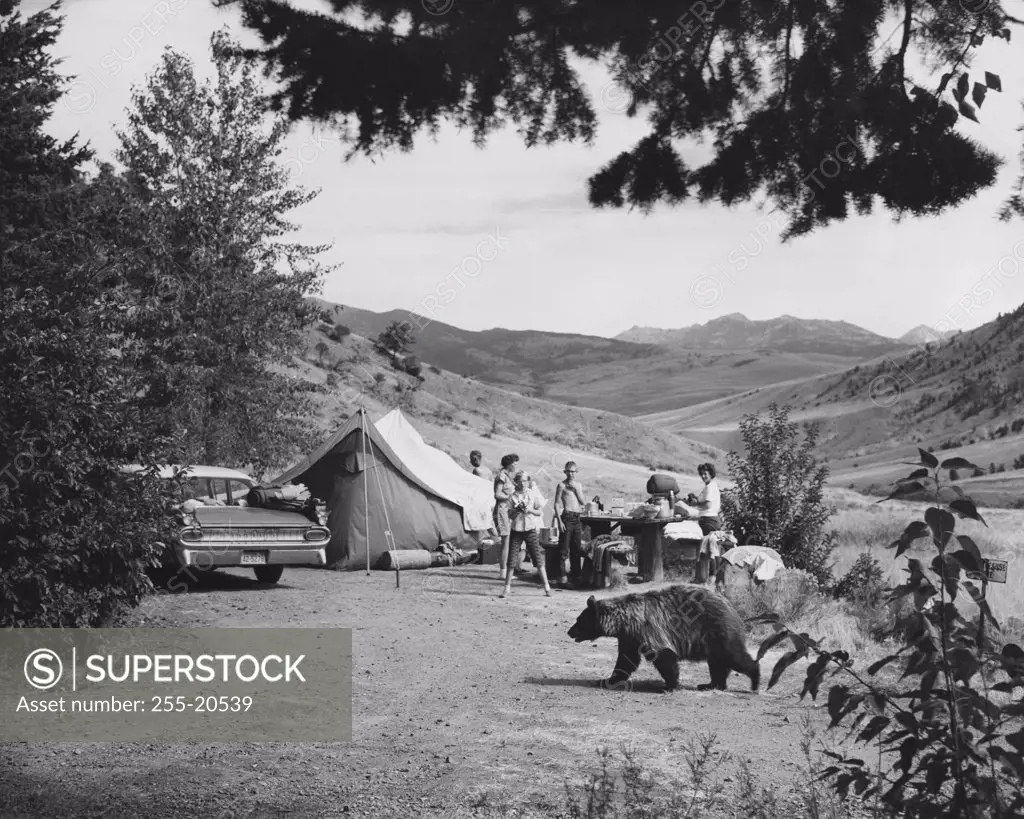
[374,409,494,532]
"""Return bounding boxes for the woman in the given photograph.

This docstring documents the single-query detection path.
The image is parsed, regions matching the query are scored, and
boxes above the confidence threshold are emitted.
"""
[499,471,553,598]
[691,462,722,535]
[493,453,519,581]
[688,463,723,583]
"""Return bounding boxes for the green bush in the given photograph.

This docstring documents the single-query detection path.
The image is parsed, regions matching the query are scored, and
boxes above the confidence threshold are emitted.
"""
[832,552,886,607]
[327,323,351,342]
[402,355,423,377]
[723,403,837,587]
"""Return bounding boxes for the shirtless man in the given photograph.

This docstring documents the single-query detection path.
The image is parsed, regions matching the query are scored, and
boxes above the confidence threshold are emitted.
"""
[553,461,585,586]
[469,450,493,482]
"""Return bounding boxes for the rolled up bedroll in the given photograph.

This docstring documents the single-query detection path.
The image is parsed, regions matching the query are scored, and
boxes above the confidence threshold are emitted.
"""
[379,550,434,570]
[378,550,478,570]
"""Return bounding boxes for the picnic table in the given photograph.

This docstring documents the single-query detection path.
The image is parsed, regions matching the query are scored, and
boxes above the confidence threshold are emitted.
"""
[580,515,694,583]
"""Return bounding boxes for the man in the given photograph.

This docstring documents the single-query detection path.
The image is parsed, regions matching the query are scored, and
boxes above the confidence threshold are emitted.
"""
[553,461,585,586]
[469,450,493,482]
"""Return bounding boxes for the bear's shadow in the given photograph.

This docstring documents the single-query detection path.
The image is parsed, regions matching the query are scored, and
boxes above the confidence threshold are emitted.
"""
[524,676,703,694]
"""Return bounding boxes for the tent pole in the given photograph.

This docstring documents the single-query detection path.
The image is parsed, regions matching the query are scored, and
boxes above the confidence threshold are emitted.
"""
[362,407,370,576]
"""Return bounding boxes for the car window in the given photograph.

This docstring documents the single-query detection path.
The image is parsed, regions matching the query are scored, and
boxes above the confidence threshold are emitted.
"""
[209,479,230,504]
[182,478,209,500]
[228,479,252,505]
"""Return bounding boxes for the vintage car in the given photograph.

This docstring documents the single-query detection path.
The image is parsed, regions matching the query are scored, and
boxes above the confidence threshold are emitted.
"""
[132,465,330,584]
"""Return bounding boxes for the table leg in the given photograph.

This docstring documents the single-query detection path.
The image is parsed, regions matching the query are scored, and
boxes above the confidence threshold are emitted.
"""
[651,526,664,583]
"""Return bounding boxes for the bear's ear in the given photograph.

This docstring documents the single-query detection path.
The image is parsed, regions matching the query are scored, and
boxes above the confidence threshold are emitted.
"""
[587,595,597,611]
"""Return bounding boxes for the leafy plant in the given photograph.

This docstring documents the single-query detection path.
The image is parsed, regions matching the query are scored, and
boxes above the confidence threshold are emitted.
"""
[759,448,1024,818]
[833,552,887,607]
[377,320,416,356]
[723,403,838,587]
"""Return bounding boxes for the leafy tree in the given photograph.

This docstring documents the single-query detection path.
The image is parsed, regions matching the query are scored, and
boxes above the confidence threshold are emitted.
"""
[314,340,330,366]
[108,30,333,475]
[723,403,837,586]
[1,1,179,627]
[220,0,1020,237]
[761,451,1024,818]
[377,319,416,355]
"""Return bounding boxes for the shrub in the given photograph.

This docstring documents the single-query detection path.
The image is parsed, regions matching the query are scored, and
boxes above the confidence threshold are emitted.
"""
[763,449,1024,818]
[326,323,350,342]
[724,568,824,627]
[723,403,837,587]
[832,552,886,607]
[401,355,423,378]
[377,319,415,354]
[428,364,441,375]
[325,372,338,387]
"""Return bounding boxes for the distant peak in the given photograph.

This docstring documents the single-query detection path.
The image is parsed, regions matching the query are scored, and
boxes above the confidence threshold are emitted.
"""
[719,312,748,321]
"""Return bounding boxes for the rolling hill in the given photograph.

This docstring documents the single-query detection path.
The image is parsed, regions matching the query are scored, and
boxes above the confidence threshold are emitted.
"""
[291,325,724,485]
[320,301,916,416]
[318,302,658,393]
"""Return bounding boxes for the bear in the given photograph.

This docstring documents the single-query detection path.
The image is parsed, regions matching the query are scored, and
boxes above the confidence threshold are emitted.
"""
[567,584,760,692]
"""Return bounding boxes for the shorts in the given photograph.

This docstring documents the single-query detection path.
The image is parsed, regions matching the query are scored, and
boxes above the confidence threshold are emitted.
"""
[493,504,511,536]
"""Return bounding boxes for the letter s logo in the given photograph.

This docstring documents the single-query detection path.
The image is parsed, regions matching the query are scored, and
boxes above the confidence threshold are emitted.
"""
[24,649,63,690]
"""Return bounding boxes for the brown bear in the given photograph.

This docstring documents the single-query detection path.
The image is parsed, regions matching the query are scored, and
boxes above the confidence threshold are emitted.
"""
[567,584,760,692]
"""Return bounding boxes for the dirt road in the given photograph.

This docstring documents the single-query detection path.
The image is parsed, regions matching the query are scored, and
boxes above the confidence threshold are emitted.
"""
[1,565,853,818]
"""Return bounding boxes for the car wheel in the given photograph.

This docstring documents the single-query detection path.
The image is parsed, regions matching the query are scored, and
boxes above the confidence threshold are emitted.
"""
[253,565,284,584]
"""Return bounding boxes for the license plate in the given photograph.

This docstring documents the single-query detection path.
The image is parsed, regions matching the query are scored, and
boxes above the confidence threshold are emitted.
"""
[240,551,267,565]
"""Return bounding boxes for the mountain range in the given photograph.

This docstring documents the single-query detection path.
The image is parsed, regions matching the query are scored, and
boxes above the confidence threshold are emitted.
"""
[615,313,908,357]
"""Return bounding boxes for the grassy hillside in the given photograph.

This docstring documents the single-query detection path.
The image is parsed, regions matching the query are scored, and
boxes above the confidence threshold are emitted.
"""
[539,348,862,414]
[321,301,892,416]
[318,301,658,393]
[290,326,725,487]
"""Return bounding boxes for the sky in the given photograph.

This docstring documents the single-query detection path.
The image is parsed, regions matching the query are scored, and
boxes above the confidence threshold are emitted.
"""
[23,0,1024,341]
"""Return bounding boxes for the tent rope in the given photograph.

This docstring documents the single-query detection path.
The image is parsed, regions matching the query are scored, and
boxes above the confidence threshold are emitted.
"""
[366,433,398,562]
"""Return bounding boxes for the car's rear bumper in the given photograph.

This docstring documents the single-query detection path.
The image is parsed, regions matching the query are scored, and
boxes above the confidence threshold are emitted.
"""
[174,545,328,569]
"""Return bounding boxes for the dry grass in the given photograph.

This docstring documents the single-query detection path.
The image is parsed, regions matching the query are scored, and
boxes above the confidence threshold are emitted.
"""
[824,489,1024,629]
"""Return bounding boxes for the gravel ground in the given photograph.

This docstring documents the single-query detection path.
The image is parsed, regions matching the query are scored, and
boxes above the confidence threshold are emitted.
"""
[1,565,865,818]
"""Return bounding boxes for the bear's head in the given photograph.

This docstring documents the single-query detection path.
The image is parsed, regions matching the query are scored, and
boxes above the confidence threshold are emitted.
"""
[568,595,604,642]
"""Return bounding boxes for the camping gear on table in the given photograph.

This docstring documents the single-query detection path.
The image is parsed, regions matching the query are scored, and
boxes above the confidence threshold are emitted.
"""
[273,408,495,571]
[629,503,660,520]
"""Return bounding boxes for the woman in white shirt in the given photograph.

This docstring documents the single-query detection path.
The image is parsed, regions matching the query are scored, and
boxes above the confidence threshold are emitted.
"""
[691,463,722,536]
[499,471,553,598]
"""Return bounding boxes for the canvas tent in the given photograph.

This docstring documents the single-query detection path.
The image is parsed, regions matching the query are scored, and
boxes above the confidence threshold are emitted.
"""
[273,408,494,571]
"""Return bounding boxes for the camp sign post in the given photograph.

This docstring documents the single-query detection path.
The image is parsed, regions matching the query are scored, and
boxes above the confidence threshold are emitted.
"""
[981,558,1009,584]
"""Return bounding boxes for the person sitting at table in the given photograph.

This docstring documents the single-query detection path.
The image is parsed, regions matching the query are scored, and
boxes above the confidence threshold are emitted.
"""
[686,462,722,536]
[499,471,552,598]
